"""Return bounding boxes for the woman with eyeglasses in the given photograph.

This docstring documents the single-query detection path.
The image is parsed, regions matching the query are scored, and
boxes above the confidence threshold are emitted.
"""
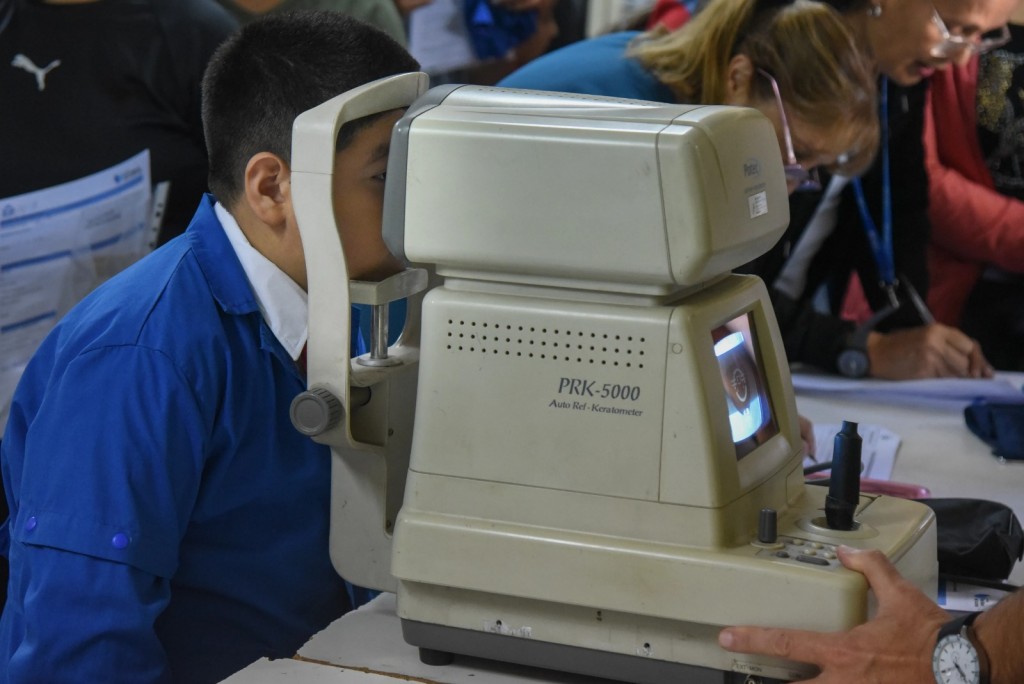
[739,0,1014,382]
[498,0,880,193]
[761,0,1018,382]
[924,2,1024,373]
[774,0,1019,383]
[646,0,1012,381]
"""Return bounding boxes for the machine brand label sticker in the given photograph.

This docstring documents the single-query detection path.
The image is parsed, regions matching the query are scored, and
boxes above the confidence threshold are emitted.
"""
[748,191,768,218]
[483,621,532,638]
[731,660,810,680]
[550,377,644,417]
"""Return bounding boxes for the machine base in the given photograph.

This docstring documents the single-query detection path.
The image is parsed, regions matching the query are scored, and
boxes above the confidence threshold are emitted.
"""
[401,619,786,684]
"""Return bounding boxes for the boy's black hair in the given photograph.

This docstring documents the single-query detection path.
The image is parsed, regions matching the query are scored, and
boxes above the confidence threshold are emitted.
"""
[202,10,420,205]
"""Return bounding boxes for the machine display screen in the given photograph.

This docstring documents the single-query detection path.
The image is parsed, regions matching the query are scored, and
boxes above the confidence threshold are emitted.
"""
[712,313,778,459]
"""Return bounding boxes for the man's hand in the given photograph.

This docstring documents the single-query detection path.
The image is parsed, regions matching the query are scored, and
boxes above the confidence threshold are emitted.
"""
[718,546,948,683]
[867,324,993,379]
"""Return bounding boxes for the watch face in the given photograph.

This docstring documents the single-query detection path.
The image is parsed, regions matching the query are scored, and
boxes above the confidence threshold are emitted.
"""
[837,349,869,378]
[933,634,981,684]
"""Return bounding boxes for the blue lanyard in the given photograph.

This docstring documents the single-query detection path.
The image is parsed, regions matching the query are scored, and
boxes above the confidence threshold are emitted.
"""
[851,77,896,302]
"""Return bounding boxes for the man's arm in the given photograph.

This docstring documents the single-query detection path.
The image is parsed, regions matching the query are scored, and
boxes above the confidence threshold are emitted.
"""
[4,345,206,680]
[8,546,173,682]
[974,587,1024,684]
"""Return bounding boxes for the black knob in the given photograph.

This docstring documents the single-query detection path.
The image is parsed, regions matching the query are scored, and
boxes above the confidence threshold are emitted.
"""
[825,421,862,530]
[757,508,778,544]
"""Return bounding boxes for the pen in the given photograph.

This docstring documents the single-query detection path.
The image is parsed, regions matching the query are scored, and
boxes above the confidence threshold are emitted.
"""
[856,476,931,499]
[903,278,935,325]
[806,472,931,499]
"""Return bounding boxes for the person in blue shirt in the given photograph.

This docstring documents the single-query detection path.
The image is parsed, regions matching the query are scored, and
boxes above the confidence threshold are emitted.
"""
[499,0,882,191]
[0,10,418,683]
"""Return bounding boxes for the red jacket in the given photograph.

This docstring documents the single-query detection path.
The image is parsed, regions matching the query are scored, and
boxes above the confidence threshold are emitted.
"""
[645,0,691,30]
[924,59,1024,324]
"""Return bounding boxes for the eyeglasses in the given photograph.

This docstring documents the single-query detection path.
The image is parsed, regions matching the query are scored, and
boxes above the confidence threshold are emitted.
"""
[930,7,1011,59]
[757,69,822,193]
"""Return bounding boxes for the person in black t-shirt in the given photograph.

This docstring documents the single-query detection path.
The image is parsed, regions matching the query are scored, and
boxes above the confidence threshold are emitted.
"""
[0,0,237,612]
[0,0,236,246]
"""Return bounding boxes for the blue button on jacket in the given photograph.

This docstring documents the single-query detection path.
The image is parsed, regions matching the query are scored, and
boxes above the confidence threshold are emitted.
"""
[0,195,349,683]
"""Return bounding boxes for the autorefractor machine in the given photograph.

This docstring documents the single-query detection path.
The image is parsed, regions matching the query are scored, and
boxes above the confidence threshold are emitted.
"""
[288,73,938,684]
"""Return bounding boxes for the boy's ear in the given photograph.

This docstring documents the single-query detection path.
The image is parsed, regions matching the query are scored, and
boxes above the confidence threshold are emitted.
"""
[242,152,292,229]
[723,54,755,106]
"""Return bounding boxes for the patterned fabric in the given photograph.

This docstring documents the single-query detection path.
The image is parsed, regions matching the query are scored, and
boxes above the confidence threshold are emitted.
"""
[976,25,1024,200]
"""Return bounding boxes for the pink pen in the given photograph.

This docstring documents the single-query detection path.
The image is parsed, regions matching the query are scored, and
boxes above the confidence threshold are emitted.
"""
[806,472,931,499]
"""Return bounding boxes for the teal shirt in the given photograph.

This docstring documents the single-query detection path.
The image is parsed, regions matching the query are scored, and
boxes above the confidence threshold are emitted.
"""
[499,31,676,103]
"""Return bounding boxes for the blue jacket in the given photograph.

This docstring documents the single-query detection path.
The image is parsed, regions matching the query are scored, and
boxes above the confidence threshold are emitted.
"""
[498,31,676,103]
[0,195,349,683]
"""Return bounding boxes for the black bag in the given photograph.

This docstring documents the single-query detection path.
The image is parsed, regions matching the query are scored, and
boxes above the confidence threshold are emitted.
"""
[920,498,1024,581]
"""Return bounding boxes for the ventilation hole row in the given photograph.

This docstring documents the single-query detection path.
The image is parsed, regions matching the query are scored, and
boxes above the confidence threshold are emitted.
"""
[446,333,645,355]
[446,319,645,343]
[444,345,644,368]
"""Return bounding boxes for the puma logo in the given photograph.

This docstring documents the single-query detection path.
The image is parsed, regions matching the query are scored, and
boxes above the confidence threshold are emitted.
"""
[12,54,61,92]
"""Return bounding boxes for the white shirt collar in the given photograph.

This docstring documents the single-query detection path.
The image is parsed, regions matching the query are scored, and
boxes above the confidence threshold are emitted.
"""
[215,202,307,361]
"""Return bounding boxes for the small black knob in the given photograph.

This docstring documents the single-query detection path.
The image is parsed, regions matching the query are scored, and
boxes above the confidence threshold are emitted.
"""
[757,508,778,544]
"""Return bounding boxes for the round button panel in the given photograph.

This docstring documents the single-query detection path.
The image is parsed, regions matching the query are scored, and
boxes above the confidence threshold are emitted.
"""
[755,536,840,568]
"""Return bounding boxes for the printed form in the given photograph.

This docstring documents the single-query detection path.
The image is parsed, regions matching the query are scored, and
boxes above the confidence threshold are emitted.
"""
[0,150,155,426]
[408,0,478,75]
[805,422,900,480]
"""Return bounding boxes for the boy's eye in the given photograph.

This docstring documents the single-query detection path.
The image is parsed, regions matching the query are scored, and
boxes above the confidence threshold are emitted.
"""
[374,172,387,182]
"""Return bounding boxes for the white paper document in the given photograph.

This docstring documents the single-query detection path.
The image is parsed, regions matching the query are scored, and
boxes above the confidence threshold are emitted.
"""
[937,578,1012,613]
[804,422,900,480]
[408,0,478,75]
[0,151,153,426]
[792,372,1024,405]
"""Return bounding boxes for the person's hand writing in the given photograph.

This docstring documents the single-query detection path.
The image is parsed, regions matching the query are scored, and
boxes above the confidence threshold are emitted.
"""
[867,324,993,379]
[719,546,948,683]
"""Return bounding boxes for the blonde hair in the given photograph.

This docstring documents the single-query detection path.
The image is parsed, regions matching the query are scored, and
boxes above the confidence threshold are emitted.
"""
[629,0,879,176]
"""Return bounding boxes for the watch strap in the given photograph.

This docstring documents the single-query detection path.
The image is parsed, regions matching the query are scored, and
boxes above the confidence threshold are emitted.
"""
[937,611,980,639]
[836,303,898,377]
[936,612,991,684]
[850,300,900,349]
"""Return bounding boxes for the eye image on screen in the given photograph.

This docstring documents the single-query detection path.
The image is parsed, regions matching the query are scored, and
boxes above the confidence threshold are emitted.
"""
[712,313,778,459]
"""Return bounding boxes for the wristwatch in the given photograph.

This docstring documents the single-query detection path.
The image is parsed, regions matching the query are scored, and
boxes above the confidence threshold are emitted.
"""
[837,330,870,378]
[932,611,990,684]
[835,300,901,378]
[837,344,869,378]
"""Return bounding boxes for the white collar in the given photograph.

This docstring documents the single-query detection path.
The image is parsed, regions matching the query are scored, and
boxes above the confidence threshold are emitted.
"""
[215,202,307,361]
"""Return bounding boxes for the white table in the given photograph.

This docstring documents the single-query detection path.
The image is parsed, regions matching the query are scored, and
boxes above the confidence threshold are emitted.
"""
[223,592,598,684]
[794,381,1024,587]
[225,380,1024,682]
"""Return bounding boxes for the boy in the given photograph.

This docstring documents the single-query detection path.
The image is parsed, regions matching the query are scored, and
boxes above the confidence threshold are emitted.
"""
[0,11,419,683]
